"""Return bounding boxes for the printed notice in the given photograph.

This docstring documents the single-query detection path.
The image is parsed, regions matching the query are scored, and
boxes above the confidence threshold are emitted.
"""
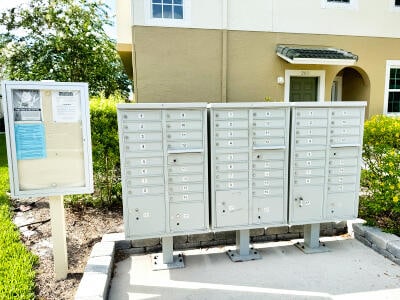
[13,90,42,122]
[15,123,47,160]
[52,91,81,122]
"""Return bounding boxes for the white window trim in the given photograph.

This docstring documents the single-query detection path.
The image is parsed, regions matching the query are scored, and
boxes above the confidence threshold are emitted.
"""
[284,70,326,102]
[321,0,358,10]
[389,0,400,12]
[331,76,343,102]
[383,60,400,115]
[144,0,191,27]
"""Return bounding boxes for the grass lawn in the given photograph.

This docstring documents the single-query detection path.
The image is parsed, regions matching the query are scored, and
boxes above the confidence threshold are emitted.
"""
[0,134,38,299]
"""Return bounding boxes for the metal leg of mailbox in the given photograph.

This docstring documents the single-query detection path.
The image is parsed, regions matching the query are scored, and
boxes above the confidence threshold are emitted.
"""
[227,230,262,262]
[152,236,185,271]
[295,224,330,254]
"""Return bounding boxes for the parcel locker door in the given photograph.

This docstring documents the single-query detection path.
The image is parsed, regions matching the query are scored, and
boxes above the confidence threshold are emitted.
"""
[290,186,324,223]
[127,196,166,237]
[215,190,248,228]
[252,197,286,225]
[170,202,206,232]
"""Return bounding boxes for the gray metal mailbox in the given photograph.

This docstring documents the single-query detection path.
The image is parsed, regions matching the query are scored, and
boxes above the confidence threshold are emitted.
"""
[289,102,366,225]
[117,103,209,241]
[209,103,290,231]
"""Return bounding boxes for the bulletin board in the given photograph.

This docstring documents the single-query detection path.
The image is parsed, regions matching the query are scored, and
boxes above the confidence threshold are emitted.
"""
[1,81,93,197]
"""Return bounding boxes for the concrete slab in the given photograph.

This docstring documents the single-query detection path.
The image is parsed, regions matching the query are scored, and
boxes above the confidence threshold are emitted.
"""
[109,236,400,300]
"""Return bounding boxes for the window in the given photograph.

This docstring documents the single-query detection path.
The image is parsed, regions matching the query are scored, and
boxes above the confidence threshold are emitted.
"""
[152,0,183,20]
[396,0,400,6]
[384,61,400,114]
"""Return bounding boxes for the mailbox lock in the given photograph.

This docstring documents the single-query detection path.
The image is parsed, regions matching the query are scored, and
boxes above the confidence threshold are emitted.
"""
[257,154,261,159]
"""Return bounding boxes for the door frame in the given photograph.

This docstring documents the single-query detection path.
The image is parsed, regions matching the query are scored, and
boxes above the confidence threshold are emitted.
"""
[331,76,343,102]
[284,69,325,102]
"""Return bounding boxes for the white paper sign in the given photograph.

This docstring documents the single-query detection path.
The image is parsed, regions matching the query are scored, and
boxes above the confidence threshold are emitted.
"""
[52,91,81,122]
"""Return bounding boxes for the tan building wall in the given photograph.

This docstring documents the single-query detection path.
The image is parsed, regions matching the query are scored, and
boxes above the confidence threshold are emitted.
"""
[128,26,400,117]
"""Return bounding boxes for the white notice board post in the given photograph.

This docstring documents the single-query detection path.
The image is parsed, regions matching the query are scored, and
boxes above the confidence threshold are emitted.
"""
[1,81,94,280]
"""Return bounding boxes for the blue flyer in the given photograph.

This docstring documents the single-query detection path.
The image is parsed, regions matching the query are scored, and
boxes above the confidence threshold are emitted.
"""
[15,123,47,160]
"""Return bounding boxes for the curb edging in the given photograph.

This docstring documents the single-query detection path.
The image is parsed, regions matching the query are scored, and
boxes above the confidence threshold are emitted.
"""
[353,222,400,265]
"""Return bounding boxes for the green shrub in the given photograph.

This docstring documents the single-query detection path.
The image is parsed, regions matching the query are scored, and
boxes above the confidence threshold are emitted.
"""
[0,134,38,299]
[360,115,400,235]
[67,93,124,208]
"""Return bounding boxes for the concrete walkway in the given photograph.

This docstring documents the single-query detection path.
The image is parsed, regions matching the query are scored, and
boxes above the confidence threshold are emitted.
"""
[109,236,400,300]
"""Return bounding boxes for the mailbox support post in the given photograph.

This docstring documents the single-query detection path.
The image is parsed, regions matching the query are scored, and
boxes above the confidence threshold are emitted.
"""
[227,229,261,262]
[295,223,330,254]
[49,195,68,280]
[152,236,184,270]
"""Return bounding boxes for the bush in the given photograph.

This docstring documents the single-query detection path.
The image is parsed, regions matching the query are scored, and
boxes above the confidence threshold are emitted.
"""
[0,134,38,299]
[360,115,400,235]
[67,93,124,208]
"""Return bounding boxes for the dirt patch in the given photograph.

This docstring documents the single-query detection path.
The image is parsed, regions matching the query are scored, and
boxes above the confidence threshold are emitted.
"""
[12,197,123,300]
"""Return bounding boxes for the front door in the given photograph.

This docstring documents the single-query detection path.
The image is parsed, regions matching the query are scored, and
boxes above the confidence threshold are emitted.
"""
[289,77,318,102]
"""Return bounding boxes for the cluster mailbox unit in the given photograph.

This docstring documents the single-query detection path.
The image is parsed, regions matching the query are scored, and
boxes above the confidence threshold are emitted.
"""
[118,101,366,267]
[118,103,209,268]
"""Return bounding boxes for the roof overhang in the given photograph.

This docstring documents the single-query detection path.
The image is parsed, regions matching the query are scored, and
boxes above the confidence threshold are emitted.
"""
[276,45,358,66]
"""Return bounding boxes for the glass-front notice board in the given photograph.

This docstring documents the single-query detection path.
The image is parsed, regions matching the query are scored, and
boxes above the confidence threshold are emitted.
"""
[1,81,93,197]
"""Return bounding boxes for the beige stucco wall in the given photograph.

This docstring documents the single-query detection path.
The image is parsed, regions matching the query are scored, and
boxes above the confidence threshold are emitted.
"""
[129,26,400,117]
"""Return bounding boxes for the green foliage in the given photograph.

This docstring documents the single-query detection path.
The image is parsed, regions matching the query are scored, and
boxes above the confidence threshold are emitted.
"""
[0,0,131,97]
[360,115,400,235]
[0,134,38,299]
[67,94,123,208]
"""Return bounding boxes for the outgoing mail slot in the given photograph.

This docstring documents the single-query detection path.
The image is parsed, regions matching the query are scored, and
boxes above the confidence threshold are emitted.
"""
[166,110,202,120]
[329,147,359,158]
[123,110,161,121]
[123,121,162,132]
[168,153,204,165]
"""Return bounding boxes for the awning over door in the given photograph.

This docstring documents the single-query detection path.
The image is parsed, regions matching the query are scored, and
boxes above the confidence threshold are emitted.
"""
[276,45,358,66]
